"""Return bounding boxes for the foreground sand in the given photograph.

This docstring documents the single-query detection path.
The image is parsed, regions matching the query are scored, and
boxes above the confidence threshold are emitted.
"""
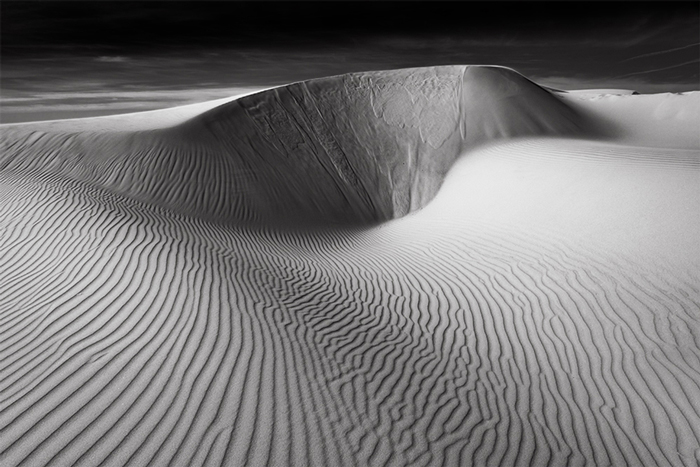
[1,66,699,466]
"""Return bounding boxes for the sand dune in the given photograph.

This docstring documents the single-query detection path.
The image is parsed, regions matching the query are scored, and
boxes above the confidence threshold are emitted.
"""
[1,66,595,226]
[1,65,699,466]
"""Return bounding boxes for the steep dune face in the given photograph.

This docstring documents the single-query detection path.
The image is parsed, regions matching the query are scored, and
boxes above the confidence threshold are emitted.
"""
[459,66,590,143]
[0,66,593,225]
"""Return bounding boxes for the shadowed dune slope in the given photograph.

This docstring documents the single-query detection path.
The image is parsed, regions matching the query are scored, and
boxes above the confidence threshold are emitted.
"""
[0,66,593,225]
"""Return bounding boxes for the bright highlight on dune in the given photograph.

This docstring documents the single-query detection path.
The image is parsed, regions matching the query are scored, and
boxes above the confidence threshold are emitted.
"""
[1,65,699,466]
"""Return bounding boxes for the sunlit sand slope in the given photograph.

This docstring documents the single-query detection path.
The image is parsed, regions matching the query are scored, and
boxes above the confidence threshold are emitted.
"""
[1,66,699,466]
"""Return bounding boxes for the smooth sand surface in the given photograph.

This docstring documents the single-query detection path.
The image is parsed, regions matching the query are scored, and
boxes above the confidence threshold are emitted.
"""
[1,65,699,466]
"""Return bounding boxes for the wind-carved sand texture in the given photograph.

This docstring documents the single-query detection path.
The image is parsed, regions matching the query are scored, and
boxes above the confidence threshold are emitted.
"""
[0,65,699,466]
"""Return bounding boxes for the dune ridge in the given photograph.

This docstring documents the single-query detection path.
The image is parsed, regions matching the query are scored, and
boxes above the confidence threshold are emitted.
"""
[1,66,594,226]
[1,66,699,466]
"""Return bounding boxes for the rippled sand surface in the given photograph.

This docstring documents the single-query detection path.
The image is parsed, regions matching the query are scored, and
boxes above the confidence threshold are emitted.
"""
[1,66,699,466]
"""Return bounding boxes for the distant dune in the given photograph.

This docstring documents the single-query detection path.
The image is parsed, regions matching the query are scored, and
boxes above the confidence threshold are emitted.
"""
[1,66,699,466]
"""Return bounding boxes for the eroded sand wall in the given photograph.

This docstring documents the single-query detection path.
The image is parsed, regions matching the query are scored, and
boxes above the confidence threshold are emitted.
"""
[1,66,593,225]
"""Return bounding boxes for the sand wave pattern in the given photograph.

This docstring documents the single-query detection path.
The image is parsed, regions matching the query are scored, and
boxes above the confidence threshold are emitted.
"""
[1,66,699,466]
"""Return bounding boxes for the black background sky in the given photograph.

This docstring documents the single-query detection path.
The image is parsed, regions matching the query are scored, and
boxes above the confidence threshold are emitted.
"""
[1,1,698,122]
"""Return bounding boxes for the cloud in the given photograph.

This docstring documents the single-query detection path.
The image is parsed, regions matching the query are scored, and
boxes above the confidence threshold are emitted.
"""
[95,56,129,63]
[621,43,700,62]
[531,74,698,94]
[610,59,700,80]
[0,86,268,123]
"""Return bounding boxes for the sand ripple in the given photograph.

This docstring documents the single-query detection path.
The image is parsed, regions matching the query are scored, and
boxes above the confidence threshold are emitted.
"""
[1,66,699,466]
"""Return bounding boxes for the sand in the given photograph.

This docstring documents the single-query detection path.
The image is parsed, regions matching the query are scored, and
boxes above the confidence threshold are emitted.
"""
[1,65,698,466]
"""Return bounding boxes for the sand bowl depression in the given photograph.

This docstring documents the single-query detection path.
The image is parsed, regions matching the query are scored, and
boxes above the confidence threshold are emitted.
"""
[1,65,699,466]
[0,66,595,226]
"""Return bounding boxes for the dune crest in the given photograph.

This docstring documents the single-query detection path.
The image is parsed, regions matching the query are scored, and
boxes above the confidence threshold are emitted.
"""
[1,66,594,226]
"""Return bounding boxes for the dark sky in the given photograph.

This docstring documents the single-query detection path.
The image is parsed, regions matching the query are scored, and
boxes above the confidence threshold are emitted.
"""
[2,1,698,122]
